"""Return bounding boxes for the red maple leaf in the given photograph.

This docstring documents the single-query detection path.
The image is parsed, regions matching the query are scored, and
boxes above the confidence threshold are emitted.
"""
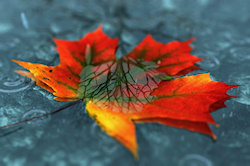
[11,26,238,158]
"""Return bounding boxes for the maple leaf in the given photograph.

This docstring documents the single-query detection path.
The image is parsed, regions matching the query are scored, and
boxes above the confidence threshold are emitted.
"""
[12,26,238,159]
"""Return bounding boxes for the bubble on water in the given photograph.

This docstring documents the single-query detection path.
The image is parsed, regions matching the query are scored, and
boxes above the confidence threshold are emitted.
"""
[21,109,47,125]
[178,154,213,166]
[0,75,34,93]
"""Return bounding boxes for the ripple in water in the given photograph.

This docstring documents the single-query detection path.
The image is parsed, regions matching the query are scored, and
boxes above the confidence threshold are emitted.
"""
[21,109,47,125]
[178,154,213,166]
[0,75,34,93]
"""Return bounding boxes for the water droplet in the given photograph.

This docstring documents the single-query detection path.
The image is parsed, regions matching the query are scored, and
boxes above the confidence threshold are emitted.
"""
[21,109,47,125]
[179,154,213,166]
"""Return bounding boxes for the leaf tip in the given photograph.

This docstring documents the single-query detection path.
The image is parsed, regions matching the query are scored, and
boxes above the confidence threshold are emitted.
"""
[212,134,217,140]
[188,37,196,42]
[11,59,19,63]
[133,151,139,160]
[11,59,30,68]
[97,24,103,30]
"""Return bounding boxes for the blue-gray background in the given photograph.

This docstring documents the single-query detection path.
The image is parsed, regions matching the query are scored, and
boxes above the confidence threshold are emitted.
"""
[0,0,250,166]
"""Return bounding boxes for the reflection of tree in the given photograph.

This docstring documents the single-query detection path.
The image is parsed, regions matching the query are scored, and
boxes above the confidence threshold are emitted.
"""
[79,57,164,113]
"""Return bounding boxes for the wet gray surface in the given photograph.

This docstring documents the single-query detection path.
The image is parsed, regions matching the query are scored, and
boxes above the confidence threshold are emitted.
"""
[0,0,250,166]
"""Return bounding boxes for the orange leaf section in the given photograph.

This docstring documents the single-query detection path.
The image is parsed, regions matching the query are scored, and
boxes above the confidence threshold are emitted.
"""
[86,101,138,159]
[14,70,55,93]
[12,26,119,100]
[12,60,79,99]
[86,73,237,157]
[126,36,202,76]
[132,74,238,124]
[53,26,118,71]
